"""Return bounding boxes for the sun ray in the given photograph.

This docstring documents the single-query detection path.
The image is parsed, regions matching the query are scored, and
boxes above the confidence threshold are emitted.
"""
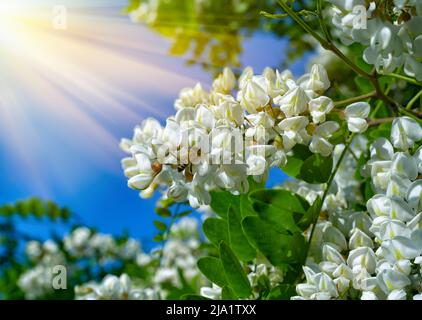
[0,1,210,196]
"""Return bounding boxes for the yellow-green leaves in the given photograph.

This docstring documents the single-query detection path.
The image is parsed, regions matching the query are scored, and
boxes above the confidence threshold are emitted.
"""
[0,198,70,221]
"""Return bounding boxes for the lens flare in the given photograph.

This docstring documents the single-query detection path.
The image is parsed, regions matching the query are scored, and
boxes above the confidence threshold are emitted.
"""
[0,1,206,197]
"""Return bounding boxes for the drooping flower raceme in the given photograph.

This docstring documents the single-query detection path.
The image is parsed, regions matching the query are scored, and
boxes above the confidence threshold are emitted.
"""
[294,117,422,300]
[121,65,368,208]
[75,274,158,300]
[327,0,422,80]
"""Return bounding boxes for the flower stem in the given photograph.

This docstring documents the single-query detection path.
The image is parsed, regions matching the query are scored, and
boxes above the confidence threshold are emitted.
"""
[399,107,422,124]
[387,73,422,87]
[406,89,422,110]
[306,133,355,256]
[334,91,376,107]
[316,0,332,42]
[370,84,392,118]
[368,117,394,127]
[277,0,400,113]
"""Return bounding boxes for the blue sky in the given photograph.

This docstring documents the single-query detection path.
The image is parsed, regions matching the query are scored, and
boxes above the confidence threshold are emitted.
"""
[0,1,312,247]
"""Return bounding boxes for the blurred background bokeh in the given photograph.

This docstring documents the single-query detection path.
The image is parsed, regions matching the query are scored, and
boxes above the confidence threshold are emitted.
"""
[0,0,318,247]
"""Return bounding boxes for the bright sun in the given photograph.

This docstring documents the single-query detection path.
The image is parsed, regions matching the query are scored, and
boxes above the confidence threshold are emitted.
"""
[0,1,194,193]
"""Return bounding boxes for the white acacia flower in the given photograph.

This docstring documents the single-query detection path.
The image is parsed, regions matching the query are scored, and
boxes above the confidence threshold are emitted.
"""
[367,195,414,221]
[296,283,318,299]
[323,244,346,265]
[314,273,339,298]
[266,69,289,98]
[26,241,42,261]
[298,64,331,93]
[370,138,394,161]
[407,180,422,212]
[309,121,340,156]
[377,269,411,294]
[200,284,222,300]
[380,236,422,261]
[211,95,244,126]
[128,153,158,191]
[238,66,254,89]
[239,79,270,114]
[278,116,310,151]
[386,173,412,198]
[212,68,236,94]
[347,247,377,274]
[309,96,334,124]
[246,155,267,176]
[379,220,411,241]
[322,225,348,252]
[345,102,370,133]
[391,152,418,181]
[391,117,422,150]
[393,260,412,276]
[349,228,374,250]
[361,291,379,300]
[274,87,310,117]
[175,83,209,110]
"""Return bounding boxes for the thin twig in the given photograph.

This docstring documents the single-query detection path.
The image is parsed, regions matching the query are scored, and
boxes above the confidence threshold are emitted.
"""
[306,133,355,256]
[406,89,422,110]
[368,117,394,127]
[334,91,376,107]
[387,73,422,87]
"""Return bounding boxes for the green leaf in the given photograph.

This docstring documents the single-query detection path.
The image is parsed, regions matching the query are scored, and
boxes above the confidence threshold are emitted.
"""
[197,257,227,288]
[221,286,237,300]
[175,210,192,218]
[266,284,297,300]
[249,189,309,214]
[297,196,322,231]
[209,191,240,219]
[153,220,167,232]
[156,207,171,218]
[281,144,313,178]
[242,217,306,266]
[203,218,229,246]
[300,154,333,184]
[219,241,252,298]
[355,56,373,73]
[227,206,256,261]
[240,194,258,218]
[249,189,309,233]
[355,76,373,92]
[251,201,302,234]
[369,122,392,140]
[153,234,164,242]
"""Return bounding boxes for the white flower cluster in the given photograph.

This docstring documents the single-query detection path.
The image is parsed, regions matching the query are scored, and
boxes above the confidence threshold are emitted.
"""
[121,64,368,207]
[200,263,284,300]
[294,117,422,300]
[18,229,142,299]
[75,217,206,300]
[327,0,422,80]
[283,134,368,213]
[18,217,206,300]
[75,274,158,300]
[152,218,203,289]
[63,227,141,260]
[18,240,64,300]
